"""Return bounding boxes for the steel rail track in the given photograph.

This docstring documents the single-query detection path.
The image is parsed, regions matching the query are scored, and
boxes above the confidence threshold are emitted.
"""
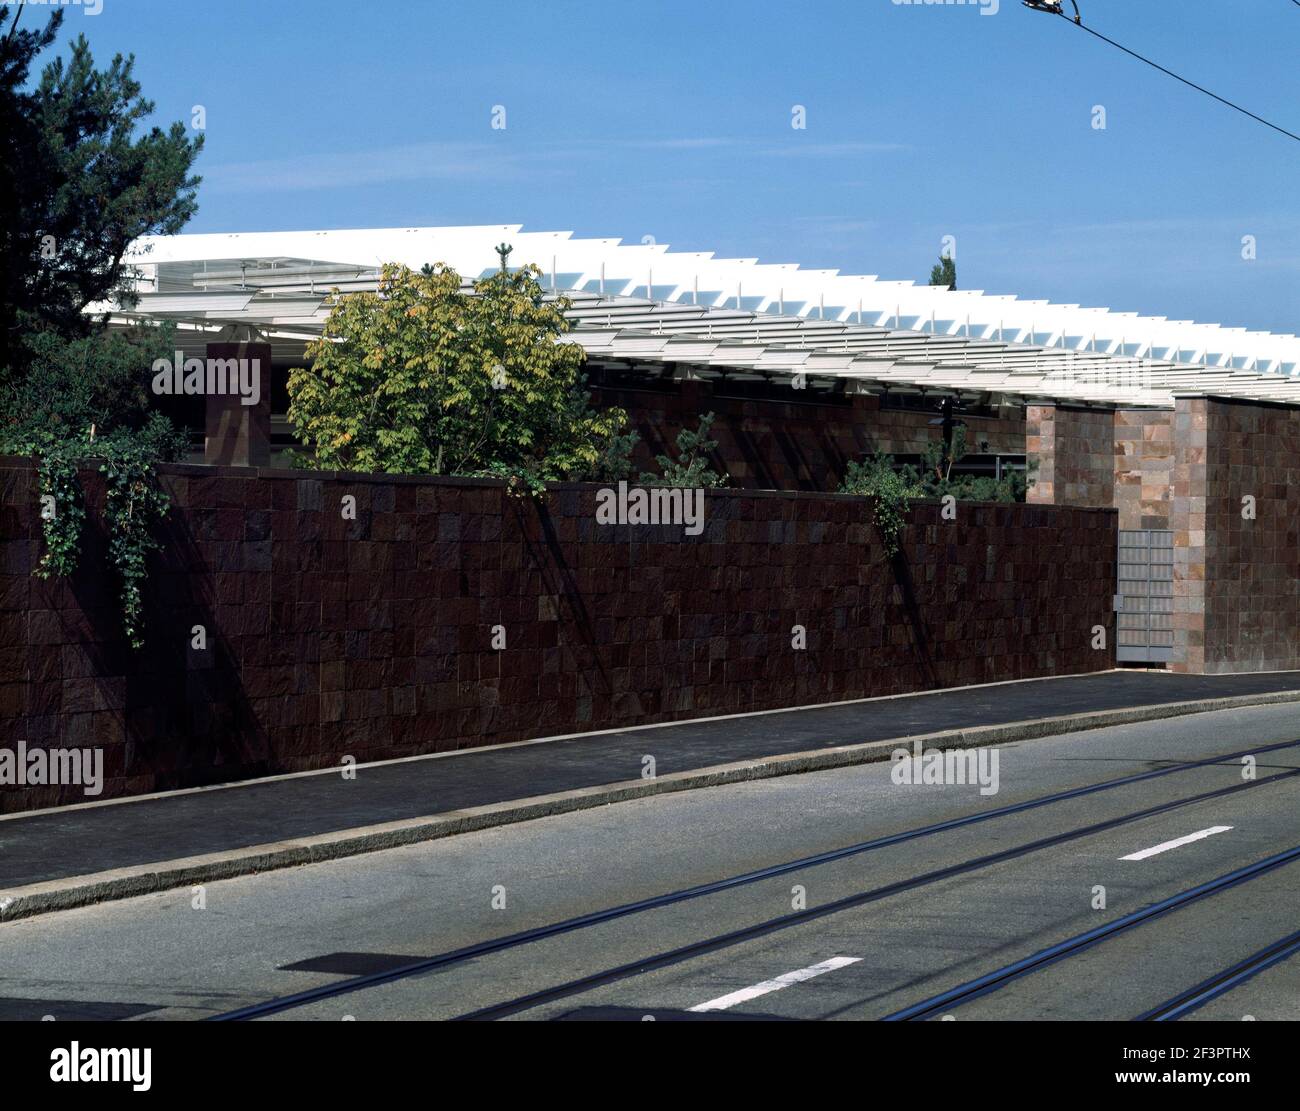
[1132,927,1300,1022]
[882,845,1300,1021]
[448,767,1300,1021]
[209,738,1300,1022]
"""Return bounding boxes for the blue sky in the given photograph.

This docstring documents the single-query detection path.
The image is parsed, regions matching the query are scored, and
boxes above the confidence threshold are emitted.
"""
[27,0,1300,333]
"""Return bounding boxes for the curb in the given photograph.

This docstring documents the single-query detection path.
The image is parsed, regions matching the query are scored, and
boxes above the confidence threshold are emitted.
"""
[3,689,1299,922]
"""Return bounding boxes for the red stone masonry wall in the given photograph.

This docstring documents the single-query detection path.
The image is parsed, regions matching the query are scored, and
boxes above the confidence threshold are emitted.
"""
[0,457,1115,810]
[1026,404,1116,509]
[1027,405,1174,531]
[1114,409,1173,531]
[1173,398,1300,674]
[1171,398,1208,672]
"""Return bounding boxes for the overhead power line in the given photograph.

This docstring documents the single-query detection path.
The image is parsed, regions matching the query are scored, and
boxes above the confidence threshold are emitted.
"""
[1029,4,1300,145]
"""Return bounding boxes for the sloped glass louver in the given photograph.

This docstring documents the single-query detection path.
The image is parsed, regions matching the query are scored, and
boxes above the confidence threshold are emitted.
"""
[582,278,633,295]
[113,224,1300,408]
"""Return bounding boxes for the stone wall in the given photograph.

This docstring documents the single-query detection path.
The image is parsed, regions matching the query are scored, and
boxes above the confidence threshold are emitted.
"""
[1114,409,1173,531]
[0,457,1115,810]
[1173,397,1300,674]
[1027,405,1174,530]
[1026,404,1116,509]
[593,384,1025,493]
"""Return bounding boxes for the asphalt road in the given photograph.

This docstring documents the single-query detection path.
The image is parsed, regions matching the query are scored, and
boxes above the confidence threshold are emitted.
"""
[1,701,1297,1022]
[9,669,1300,887]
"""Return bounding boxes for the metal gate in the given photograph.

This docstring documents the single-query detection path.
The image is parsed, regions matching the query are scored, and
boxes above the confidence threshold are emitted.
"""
[1116,529,1174,663]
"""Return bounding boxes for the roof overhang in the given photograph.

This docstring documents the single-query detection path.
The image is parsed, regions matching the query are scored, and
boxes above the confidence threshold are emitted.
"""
[102,225,1300,409]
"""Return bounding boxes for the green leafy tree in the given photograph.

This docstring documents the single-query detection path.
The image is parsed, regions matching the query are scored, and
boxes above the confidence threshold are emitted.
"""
[588,421,640,484]
[0,4,202,645]
[640,412,729,488]
[920,425,1031,503]
[929,254,957,290]
[4,324,177,442]
[286,262,635,484]
[0,4,203,381]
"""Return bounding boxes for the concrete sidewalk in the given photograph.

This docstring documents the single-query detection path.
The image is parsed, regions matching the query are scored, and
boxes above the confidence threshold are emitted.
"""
[4,669,1300,918]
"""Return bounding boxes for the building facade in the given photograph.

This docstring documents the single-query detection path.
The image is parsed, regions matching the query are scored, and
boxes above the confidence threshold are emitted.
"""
[109,225,1300,675]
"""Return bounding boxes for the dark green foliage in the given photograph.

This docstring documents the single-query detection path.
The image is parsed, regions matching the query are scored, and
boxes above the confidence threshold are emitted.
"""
[1,325,189,649]
[98,425,179,648]
[929,255,957,290]
[840,421,1031,557]
[0,4,203,377]
[1,5,201,645]
[5,414,185,650]
[589,421,640,484]
[3,324,176,441]
[640,412,728,488]
[919,426,1030,503]
[33,442,85,578]
[840,453,920,558]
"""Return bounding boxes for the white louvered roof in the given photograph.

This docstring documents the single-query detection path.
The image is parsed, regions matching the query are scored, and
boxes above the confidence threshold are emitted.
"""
[102,225,1300,408]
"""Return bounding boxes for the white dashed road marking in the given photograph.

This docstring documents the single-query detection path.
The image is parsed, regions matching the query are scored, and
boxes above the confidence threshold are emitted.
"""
[687,957,862,1013]
[1121,826,1233,861]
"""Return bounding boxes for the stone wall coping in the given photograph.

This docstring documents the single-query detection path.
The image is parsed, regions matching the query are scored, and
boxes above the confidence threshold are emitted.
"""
[1171,393,1300,413]
[0,454,1118,515]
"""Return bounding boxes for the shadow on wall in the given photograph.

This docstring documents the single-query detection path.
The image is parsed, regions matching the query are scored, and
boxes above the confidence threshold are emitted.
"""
[514,494,615,716]
[886,547,940,691]
[24,470,272,805]
[140,504,272,787]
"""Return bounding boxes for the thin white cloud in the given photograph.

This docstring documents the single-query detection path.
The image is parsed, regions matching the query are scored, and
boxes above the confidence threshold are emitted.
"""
[757,141,909,157]
[205,141,540,194]
[204,135,910,193]
[790,216,882,234]
[618,138,909,155]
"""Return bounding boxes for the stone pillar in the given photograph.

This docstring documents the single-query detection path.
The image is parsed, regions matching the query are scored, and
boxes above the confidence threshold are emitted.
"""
[1025,403,1056,504]
[1113,409,1174,530]
[1170,397,1207,673]
[204,342,271,467]
[1025,403,1115,508]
